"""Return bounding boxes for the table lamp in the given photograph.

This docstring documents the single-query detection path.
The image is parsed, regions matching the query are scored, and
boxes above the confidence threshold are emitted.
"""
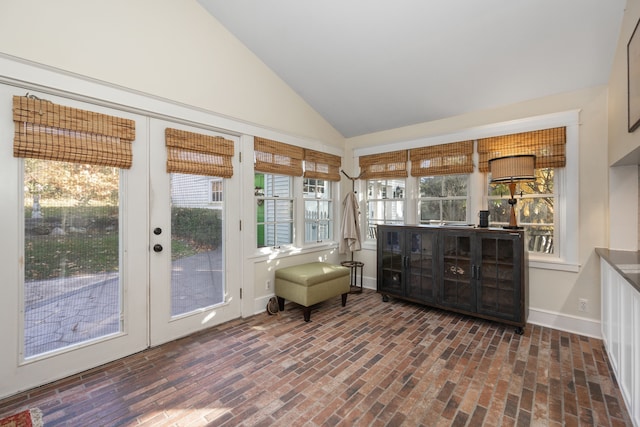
[488,154,535,229]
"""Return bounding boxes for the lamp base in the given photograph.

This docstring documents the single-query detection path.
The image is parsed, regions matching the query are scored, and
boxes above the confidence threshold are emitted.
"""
[502,225,523,230]
[506,185,519,229]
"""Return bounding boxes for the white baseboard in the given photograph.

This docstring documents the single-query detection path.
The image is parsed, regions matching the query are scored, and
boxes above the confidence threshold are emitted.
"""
[365,277,602,339]
[253,295,275,317]
[253,281,603,340]
[527,307,602,339]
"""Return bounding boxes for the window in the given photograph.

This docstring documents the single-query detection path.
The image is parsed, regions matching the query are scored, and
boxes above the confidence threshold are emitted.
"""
[255,173,293,248]
[355,112,577,270]
[366,178,405,239]
[12,95,135,357]
[479,125,566,261]
[488,168,556,255]
[303,178,332,243]
[418,174,469,223]
[211,179,223,202]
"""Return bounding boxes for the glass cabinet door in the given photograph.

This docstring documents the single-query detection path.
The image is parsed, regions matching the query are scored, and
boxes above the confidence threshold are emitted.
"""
[476,233,523,322]
[440,232,474,311]
[406,229,437,303]
[378,227,404,295]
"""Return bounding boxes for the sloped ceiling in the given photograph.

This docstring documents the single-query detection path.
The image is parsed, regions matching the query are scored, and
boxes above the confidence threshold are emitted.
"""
[198,0,626,138]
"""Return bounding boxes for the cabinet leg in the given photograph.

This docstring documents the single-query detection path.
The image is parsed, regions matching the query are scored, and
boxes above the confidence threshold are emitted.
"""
[382,294,389,302]
[515,326,524,335]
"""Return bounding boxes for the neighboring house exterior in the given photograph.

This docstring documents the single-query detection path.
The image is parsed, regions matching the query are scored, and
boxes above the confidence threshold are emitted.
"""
[171,173,223,210]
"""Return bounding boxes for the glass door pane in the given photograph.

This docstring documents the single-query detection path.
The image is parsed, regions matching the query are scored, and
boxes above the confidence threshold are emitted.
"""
[23,159,122,358]
[170,173,224,316]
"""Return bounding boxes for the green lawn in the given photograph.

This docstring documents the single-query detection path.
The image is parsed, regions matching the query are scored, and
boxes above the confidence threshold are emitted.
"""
[25,234,212,280]
[25,234,119,280]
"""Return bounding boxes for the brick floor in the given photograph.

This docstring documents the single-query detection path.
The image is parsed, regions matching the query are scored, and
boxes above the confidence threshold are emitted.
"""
[0,289,633,426]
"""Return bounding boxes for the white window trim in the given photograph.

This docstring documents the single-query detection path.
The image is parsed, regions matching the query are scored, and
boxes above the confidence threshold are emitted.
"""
[296,178,340,249]
[353,110,580,272]
[364,178,408,229]
[302,178,334,244]
[252,175,340,258]
[255,173,295,250]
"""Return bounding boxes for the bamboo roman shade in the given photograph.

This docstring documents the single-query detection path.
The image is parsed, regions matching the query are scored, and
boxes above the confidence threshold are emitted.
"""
[358,150,408,179]
[410,140,474,176]
[13,95,135,168]
[165,128,234,178]
[303,149,341,181]
[254,137,304,176]
[477,127,566,172]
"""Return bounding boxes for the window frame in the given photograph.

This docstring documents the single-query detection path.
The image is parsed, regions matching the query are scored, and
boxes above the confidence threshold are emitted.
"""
[365,178,407,240]
[302,177,333,244]
[255,172,294,249]
[417,174,471,225]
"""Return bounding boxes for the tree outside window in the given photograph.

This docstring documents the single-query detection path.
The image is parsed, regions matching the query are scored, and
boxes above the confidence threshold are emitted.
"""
[488,168,555,254]
[418,174,468,223]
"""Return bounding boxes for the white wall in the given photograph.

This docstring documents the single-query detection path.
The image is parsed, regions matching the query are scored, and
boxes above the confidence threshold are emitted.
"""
[609,0,640,167]
[0,0,343,146]
[608,0,640,252]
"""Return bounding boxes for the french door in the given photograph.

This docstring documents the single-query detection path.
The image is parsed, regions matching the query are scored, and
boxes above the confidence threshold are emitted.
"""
[148,118,241,346]
[0,86,241,398]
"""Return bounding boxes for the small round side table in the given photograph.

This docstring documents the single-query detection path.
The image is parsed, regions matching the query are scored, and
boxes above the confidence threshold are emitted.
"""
[340,260,364,294]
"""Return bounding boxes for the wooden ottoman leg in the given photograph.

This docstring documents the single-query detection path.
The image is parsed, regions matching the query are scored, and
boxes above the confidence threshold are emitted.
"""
[341,293,348,307]
[277,296,285,311]
[303,307,311,322]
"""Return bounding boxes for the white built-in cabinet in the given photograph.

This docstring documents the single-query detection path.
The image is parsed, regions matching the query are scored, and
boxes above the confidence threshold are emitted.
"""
[600,256,640,427]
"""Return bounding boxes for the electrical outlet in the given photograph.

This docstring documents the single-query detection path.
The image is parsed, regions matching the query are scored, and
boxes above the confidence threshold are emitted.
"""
[265,279,271,290]
[579,298,588,312]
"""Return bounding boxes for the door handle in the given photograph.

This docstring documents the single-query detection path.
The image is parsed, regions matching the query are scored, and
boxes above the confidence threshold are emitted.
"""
[153,244,163,253]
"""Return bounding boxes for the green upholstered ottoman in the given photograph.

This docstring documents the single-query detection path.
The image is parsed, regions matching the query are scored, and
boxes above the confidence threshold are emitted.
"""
[275,262,350,322]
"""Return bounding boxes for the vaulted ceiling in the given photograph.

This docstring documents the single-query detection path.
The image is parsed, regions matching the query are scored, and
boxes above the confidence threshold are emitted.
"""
[198,0,626,138]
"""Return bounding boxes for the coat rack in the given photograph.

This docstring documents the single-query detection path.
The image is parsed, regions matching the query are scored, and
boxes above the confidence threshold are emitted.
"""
[341,169,363,193]
[340,169,364,294]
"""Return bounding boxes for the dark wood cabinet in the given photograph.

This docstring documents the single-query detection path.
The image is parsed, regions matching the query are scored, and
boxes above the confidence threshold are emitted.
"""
[377,225,527,333]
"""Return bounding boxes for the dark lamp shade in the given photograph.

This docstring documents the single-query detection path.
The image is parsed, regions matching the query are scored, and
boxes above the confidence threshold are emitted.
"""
[489,155,535,183]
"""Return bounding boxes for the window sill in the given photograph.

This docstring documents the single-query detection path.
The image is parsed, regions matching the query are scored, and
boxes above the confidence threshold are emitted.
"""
[248,241,338,261]
[362,240,377,251]
[528,257,580,272]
